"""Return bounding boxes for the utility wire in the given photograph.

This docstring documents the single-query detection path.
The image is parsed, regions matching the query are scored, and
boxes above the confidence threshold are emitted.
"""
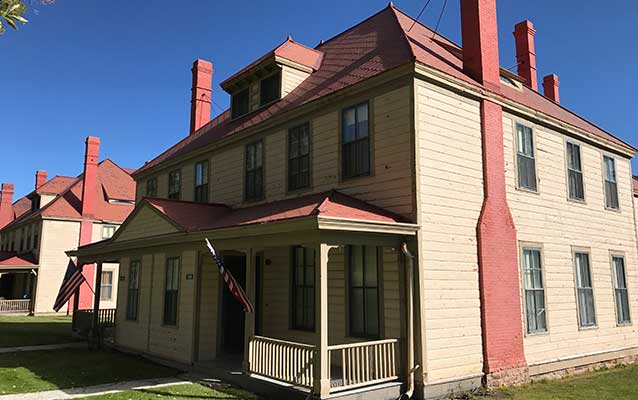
[211,98,226,114]
[431,0,448,39]
[408,0,434,32]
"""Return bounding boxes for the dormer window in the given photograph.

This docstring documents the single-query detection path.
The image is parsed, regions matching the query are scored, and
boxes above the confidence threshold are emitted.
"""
[260,72,281,106]
[31,195,41,211]
[231,88,250,119]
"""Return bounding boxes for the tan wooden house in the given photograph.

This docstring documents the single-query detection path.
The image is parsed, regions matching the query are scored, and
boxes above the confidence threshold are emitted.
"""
[70,2,638,399]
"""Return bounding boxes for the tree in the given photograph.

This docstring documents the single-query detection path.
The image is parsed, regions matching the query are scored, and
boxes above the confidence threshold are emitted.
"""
[1,0,55,35]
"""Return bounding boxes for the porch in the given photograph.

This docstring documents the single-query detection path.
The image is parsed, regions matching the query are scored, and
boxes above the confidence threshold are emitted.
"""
[0,252,39,314]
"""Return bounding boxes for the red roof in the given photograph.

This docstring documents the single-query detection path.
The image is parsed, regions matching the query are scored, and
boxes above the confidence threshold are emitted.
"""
[143,191,406,233]
[135,5,633,177]
[3,159,135,229]
[36,176,76,195]
[0,251,37,268]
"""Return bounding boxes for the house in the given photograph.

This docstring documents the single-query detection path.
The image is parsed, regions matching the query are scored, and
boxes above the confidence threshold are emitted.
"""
[69,1,638,399]
[0,137,135,314]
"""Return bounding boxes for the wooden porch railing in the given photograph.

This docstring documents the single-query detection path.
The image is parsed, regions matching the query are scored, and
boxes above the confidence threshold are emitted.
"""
[328,338,399,392]
[0,299,30,313]
[74,308,117,332]
[248,335,315,388]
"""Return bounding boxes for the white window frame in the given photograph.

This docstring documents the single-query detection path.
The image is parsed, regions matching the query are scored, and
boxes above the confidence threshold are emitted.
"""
[602,155,619,210]
[102,225,117,240]
[565,140,585,202]
[573,249,597,328]
[514,122,538,192]
[520,244,548,334]
[610,252,631,325]
[100,270,114,301]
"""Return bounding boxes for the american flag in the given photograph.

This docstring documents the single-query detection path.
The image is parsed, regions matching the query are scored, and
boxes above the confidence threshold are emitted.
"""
[53,259,86,312]
[205,239,254,313]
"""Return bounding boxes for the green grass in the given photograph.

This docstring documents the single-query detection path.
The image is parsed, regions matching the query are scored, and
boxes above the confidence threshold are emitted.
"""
[0,348,178,394]
[473,365,638,399]
[71,383,257,400]
[0,315,77,347]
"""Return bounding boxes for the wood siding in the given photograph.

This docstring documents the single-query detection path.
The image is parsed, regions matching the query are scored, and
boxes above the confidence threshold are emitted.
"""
[414,78,485,383]
[115,206,179,242]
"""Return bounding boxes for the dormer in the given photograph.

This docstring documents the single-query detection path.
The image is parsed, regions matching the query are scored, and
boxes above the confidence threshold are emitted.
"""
[221,37,323,119]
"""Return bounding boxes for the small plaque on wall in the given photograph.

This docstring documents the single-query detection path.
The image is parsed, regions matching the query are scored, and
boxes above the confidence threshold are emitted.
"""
[119,275,126,281]
[186,274,194,280]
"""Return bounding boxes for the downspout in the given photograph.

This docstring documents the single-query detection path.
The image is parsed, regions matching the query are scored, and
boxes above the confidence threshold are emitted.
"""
[398,242,420,400]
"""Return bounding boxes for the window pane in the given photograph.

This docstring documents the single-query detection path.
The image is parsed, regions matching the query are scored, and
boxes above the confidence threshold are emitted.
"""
[350,288,364,334]
[232,89,250,119]
[343,108,356,143]
[356,103,369,139]
[365,288,379,336]
[260,72,281,106]
[351,246,364,286]
[604,156,616,183]
[606,181,619,209]
[614,257,627,288]
[364,246,378,287]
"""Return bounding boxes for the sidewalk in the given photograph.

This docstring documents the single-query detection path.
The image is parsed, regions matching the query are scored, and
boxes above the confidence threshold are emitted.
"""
[0,376,192,400]
[0,342,85,354]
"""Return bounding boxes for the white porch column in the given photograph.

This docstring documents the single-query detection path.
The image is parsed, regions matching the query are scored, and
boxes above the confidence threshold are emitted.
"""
[243,248,257,372]
[314,243,334,398]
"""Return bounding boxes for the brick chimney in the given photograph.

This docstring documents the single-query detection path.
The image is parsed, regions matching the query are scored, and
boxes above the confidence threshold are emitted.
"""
[35,170,47,191]
[460,0,501,87]
[460,0,527,382]
[542,74,560,103]
[190,59,213,135]
[0,183,14,229]
[80,136,100,220]
[513,20,538,90]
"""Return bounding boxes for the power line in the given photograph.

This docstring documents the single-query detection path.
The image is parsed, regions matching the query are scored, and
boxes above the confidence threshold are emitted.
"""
[211,98,226,114]
[408,0,434,32]
[431,0,448,39]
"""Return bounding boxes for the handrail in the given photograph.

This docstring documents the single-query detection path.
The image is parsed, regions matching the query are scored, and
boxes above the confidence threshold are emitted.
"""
[249,335,315,388]
[327,338,398,350]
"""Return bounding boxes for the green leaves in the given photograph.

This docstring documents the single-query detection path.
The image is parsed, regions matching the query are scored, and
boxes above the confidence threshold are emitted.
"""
[0,0,29,35]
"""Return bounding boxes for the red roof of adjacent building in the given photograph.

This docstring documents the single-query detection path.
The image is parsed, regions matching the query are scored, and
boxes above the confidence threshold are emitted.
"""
[135,4,634,177]
[0,251,38,268]
[36,176,76,195]
[4,159,135,229]
[142,191,406,233]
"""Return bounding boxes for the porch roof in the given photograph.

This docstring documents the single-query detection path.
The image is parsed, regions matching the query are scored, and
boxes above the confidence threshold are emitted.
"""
[0,251,38,270]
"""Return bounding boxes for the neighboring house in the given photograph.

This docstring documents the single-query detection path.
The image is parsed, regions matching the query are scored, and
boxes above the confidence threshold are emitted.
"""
[0,137,135,314]
[70,2,638,399]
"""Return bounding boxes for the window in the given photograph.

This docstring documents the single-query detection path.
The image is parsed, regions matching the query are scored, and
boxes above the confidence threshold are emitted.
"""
[163,257,180,325]
[102,225,116,239]
[26,226,32,251]
[566,142,584,201]
[126,260,141,321]
[603,156,619,209]
[288,123,311,191]
[612,256,630,324]
[245,141,263,201]
[574,252,596,327]
[32,227,39,251]
[516,123,537,191]
[291,246,315,331]
[348,245,380,338]
[342,102,370,179]
[19,230,24,252]
[522,248,546,333]
[168,170,181,200]
[146,178,158,198]
[100,271,113,301]
[231,88,250,119]
[193,160,209,203]
[259,72,281,106]
[31,196,41,211]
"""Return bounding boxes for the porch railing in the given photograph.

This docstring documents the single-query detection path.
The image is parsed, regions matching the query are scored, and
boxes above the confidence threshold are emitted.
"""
[328,338,399,392]
[0,299,31,313]
[74,308,117,334]
[248,335,315,388]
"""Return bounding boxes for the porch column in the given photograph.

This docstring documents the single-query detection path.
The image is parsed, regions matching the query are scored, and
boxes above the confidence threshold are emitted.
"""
[243,248,257,372]
[91,262,103,349]
[314,243,334,398]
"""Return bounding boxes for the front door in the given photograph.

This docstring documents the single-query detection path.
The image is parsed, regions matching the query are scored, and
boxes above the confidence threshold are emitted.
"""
[220,254,246,354]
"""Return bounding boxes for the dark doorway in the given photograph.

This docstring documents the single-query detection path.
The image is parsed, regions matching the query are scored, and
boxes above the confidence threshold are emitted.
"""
[220,254,246,354]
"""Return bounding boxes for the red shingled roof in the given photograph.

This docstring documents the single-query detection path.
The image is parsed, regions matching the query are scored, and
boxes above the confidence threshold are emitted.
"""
[142,191,406,233]
[135,4,633,177]
[36,175,76,195]
[0,251,37,268]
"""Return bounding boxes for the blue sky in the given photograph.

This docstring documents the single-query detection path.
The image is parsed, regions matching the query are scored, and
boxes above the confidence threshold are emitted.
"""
[1,0,636,198]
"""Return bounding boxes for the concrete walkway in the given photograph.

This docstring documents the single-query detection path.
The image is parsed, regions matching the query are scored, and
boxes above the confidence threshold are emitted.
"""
[0,342,85,354]
[0,376,192,400]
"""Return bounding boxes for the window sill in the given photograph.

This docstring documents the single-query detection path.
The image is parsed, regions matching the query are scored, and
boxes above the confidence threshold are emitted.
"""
[616,321,632,327]
[515,185,539,195]
[525,330,549,337]
[578,325,598,331]
[567,197,586,205]
[604,206,621,213]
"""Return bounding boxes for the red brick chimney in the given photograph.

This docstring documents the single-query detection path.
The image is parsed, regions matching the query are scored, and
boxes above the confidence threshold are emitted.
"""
[80,136,100,221]
[35,170,48,191]
[190,59,213,135]
[460,0,501,87]
[513,20,538,90]
[0,183,14,229]
[460,0,527,382]
[542,74,560,103]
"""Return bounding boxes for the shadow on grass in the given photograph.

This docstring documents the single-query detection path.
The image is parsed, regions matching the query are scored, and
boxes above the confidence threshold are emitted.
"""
[0,318,77,348]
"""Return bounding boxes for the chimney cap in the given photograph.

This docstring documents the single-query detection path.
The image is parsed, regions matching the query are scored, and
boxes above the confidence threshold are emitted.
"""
[514,20,536,34]
[1,183,14,191]
[543,73,560,84]
[86,136,100,145]
[192,59,213,71]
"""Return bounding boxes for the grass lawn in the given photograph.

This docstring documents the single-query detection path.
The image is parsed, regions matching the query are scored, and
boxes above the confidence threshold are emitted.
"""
[71,383,257,400]
[0,315,77,348]
[473,364,638,399]
[0,348,178,395]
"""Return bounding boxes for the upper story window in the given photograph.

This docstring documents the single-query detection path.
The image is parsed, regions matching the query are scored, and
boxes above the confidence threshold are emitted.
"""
[260,72,281,106]
[566,142,584,201]
[168,170,182,200]
[194,160,209,203]
[245,141,264,202]
[102,225,117,240]
[516,123,537,191]
[31,196,41,211]
[342,102,370,179]
[146,178,158,198]
[288,123,311,191]
[603,156,619,210]
[231,88,250,119]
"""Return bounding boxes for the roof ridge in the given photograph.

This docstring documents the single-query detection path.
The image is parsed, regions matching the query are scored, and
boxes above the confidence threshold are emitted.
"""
[315,4,395,50]
[387,4,416,62]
